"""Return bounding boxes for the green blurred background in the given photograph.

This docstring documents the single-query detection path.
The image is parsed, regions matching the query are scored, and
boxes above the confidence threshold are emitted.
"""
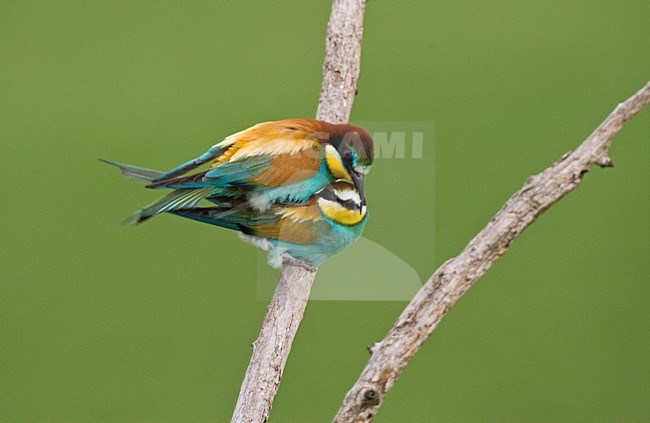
[1,1,648,422]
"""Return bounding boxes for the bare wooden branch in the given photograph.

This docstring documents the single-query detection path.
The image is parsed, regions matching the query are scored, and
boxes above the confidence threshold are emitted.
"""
[317,0,367,124]
[333,81,650,422]
[231,261,317,423]
[231,1,367,422]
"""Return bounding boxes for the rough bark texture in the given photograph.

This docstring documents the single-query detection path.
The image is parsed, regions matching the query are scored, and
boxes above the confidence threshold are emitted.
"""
[231,1,367,422]
[333,81,650,422]
[317,0,367,124]
[231,261,317,423]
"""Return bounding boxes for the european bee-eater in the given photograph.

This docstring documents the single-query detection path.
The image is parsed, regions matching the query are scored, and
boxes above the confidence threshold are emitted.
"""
[102,118,374,266]
[172,181,367,267]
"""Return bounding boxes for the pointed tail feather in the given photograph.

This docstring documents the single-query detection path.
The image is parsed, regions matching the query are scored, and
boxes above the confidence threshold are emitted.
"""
[150,145,226,184]
[122,188,218,225]
[99,158,163,182]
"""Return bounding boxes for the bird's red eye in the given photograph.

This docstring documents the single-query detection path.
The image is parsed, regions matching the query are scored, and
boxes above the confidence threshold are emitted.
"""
[343,150,352,160]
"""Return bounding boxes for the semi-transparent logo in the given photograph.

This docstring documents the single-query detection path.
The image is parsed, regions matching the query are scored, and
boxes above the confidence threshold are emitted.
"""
[255,121,435,301]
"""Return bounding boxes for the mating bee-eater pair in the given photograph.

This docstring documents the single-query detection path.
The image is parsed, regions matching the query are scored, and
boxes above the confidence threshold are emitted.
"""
[103,118,374,267]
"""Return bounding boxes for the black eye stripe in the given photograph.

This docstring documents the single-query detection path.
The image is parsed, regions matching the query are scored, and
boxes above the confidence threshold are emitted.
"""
[318,186,360,208]
[318,187,338,202]
[340,199,359,209]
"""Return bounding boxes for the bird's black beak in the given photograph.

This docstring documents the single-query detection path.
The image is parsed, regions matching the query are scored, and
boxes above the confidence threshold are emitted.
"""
[351,172,366,211]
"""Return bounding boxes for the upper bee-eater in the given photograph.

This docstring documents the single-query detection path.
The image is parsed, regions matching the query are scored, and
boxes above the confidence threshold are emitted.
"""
[102,118,374,266]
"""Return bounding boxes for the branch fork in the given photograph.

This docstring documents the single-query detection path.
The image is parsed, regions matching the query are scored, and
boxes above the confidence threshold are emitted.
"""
[228,1,650,421]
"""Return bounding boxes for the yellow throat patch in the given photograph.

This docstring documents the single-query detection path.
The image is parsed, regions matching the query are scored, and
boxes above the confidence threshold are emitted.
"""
[317,198,366,226]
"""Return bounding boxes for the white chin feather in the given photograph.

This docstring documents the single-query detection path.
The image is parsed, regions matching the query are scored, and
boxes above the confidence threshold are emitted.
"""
[334,189,362,206]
